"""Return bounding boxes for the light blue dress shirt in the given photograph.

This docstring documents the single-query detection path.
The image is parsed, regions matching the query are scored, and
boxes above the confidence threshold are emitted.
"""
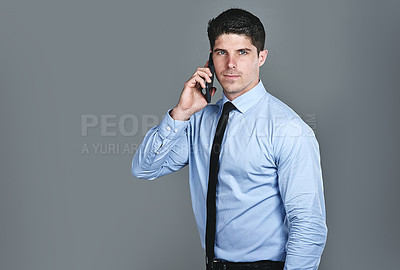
[132,81,327,270]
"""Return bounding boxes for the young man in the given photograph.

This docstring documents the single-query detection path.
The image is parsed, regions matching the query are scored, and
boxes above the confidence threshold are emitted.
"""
[132,8,327,270]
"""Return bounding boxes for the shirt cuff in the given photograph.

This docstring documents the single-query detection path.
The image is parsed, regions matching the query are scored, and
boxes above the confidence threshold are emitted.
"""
[158,109,189,139]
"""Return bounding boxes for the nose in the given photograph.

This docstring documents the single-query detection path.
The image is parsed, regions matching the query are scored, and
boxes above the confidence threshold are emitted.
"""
[227,54,237,69]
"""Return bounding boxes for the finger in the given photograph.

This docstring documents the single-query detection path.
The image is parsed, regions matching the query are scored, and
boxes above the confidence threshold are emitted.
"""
[194,76,206,89]
[188,72,207,86]
[194,70,212,83]
[191,71,210,83]
[196,67,213,77]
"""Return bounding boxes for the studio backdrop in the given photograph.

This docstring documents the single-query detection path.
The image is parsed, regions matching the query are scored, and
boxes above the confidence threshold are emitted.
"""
[1,0,399,270]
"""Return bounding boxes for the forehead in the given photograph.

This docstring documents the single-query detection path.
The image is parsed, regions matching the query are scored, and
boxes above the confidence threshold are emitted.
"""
[214,33,255,49]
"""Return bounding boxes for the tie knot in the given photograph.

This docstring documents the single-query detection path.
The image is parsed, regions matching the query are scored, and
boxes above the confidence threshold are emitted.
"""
[222,102,236,115]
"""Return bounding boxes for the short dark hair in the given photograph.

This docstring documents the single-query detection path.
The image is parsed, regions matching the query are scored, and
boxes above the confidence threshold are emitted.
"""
[207,8,266,54]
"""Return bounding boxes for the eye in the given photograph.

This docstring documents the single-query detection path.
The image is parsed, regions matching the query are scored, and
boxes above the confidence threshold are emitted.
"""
[216,51,226,55]
[239,50,247,55]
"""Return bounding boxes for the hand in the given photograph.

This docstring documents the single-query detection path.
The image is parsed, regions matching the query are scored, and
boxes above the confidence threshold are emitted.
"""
[170,62,217,121]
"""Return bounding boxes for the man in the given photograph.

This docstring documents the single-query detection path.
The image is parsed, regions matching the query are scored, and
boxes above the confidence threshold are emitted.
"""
[132,8,327,270]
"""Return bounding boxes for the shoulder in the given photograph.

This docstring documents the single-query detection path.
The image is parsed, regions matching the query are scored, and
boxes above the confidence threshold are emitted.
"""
[263,92,299,120]
[255,92,316,149]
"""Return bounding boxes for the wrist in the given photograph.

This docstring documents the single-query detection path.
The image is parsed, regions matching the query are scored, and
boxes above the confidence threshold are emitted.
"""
[170,107,192,121]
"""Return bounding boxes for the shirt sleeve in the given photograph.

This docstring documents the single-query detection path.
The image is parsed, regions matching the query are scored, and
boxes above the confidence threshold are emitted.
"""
[275,117,328,270]
[131,109,190,180]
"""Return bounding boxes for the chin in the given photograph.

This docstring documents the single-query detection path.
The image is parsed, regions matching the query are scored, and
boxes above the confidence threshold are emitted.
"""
[220,81,243,93]
[224,88,241,94]
[223,84,247,95]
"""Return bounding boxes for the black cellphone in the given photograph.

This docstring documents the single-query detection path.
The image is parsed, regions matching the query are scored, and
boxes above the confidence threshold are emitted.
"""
[205,52,215,103]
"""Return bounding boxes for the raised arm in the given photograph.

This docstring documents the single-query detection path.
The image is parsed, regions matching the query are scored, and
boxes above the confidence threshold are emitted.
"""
[132,62,217,180]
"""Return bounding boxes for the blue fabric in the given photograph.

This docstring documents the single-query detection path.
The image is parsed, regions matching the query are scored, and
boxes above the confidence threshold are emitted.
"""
[132,81,327,270]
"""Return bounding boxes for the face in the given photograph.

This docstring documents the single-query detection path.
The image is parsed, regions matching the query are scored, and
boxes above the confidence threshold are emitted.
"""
[212,34,268,100]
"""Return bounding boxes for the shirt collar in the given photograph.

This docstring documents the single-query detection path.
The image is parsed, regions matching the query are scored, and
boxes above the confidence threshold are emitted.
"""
[221,80,267,114]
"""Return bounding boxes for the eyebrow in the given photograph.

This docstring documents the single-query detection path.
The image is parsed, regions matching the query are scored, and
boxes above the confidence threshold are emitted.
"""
[213,48,253,53]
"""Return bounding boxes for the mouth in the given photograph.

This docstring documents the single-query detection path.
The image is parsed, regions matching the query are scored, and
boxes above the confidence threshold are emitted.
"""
[223,74,241,79]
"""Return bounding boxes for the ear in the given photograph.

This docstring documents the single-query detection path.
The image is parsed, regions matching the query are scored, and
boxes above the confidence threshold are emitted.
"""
[258,50,268,67]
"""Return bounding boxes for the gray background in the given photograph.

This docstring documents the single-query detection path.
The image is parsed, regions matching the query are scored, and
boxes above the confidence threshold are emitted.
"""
[1,0,399,269]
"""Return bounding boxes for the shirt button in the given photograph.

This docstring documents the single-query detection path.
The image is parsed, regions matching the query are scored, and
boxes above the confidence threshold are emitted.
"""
[155,151,159,154]
[166,126,171,131]
[173,129,178,133]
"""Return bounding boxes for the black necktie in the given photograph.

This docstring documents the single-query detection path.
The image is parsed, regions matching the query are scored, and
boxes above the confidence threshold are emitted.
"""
[206,101,236,264]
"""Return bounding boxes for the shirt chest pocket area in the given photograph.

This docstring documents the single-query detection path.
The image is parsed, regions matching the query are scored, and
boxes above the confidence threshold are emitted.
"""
[222,133,277,178]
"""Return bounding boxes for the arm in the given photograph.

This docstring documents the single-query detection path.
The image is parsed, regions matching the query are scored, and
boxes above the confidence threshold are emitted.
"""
[131,111,190,179]
[132,62,217,180]
[276,118,328,270]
